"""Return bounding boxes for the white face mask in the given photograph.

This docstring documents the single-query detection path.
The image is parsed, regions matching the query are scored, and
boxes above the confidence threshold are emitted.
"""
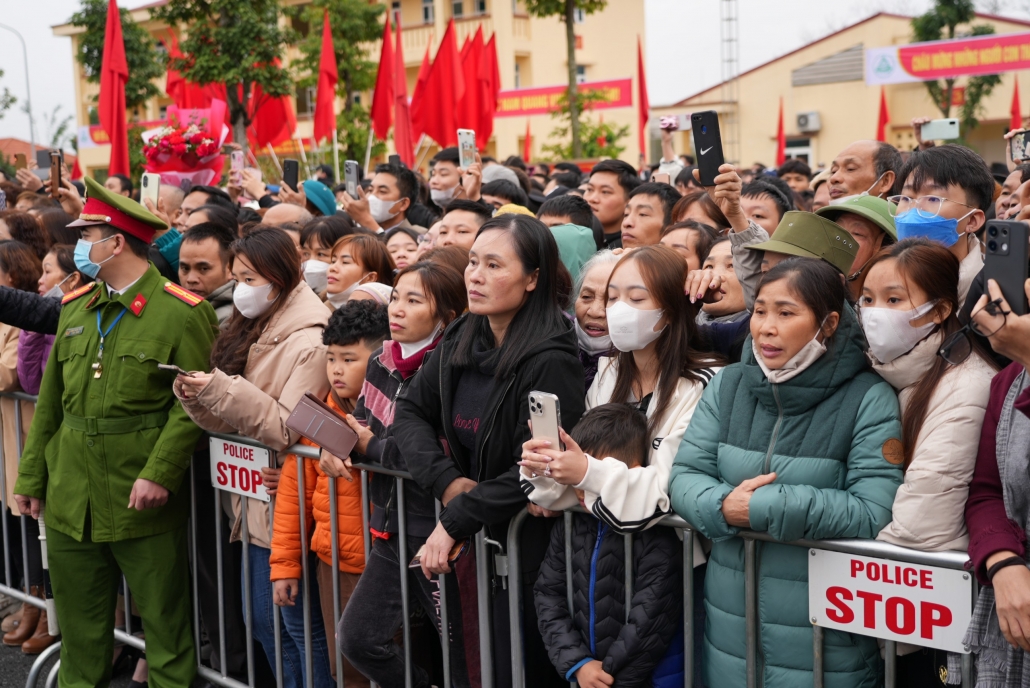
[753,335,827,384]
[606,301,666,353]
[43,273,73,300]
[233,282,277,319]
[430,185,458,206]
[398,321,443,359]
[301,260,329,292]
[325,274,369,309]
[368,194,401,224]
[828,171,889,206]
[861,300,938,364]
[574,320,612,355]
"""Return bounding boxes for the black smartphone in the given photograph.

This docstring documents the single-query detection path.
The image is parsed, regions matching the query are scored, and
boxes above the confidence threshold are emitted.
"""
[984,220,1030,316]
[388,154,404,168]
[691,111,725,187]
[35,150,51,170]
[282,159,299,192]
[344,160,359,198]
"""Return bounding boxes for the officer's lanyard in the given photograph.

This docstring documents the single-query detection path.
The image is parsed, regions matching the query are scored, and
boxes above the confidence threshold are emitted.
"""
[92,306,129,379]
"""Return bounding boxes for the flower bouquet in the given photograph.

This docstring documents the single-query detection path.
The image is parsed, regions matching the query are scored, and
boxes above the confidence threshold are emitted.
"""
[141,98,229,188]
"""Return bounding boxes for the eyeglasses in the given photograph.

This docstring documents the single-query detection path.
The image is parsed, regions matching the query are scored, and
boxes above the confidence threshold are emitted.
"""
[887,194,976,218]
[938,298,1010,365]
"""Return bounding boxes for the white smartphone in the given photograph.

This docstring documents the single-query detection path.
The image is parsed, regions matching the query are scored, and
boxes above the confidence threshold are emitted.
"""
[529,391,563,451]
[140,172,161,211]
[457,129,476,169]
[230,150,245,185]
[920,118,960,141]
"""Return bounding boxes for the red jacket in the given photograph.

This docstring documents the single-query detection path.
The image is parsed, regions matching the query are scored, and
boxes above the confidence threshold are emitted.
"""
[966,361,1029,584]
[270,393,366,578]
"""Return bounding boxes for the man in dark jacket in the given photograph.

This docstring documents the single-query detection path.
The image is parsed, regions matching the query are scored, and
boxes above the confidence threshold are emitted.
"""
[534,404,683,688]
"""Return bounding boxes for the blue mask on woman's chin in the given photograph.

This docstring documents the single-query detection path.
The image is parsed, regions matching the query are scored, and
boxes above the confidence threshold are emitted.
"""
[893,210,962,247]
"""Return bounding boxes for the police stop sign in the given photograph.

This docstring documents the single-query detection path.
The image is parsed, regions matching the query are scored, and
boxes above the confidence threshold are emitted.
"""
[209,438,271,502]
[808,549,972,653]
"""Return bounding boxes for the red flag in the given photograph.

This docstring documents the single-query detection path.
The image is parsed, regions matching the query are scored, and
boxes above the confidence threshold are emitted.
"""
[1012,79,1023,132]
[313,9,339,144]
[411,41,432,138]
[246,61,297,149]
[457,28,484,133]
[636,37,650,159]
[393,17,414,167]
[411,20,465,148]
[876,87,890,142]
[99,0,129,177]
[597,113,607,148]
[370,18,395,141]
[70,157,83,181]
[524,119,532,162]
[478,34,500,150]
[775,97,786,166]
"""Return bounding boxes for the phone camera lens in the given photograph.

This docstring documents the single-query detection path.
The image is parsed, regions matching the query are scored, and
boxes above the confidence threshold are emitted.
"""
[701,125,708,135]
[988,240,998,252]
[989,226,998,237]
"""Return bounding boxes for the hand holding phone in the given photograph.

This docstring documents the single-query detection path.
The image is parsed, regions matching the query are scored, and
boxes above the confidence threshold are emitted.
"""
[652,172,671,184]
[344,160,360,198]
[529,392,563,451]
[659,116,679,132]
[157,363,196,377]
[457,129,476,169]
[230,150,245,186]
[984,220,1030,316]
[49,151,62,201]
[691,111,725,187]
[140,172,160,211]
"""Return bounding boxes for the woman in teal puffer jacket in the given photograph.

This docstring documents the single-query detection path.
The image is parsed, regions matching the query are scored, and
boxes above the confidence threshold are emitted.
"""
[669,257,904,688]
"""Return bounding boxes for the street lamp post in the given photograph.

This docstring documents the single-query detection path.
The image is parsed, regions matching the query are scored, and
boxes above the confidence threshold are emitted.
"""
[0,23,37,153]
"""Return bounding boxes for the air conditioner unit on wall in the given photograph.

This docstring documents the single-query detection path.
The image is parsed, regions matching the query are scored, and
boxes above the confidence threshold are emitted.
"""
[797,112,821,133]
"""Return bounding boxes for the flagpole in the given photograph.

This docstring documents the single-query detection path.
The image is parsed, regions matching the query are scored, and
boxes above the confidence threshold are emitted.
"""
[296,136,311,179]
[332,129,340,186]
[266,144,284,177]
[411,133,426,169]
[363,132,374,178]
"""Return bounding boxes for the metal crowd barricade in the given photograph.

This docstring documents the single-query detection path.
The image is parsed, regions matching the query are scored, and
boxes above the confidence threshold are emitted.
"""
[0,402,982,688]
[505,509,979,688]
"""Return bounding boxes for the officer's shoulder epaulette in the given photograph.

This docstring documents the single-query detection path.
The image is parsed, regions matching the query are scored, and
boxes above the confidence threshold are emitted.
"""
[61,282,97,305]
[163,282,205,307]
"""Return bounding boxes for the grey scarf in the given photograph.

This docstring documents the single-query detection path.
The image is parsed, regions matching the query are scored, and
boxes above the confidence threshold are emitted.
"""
[963,369,1030,687]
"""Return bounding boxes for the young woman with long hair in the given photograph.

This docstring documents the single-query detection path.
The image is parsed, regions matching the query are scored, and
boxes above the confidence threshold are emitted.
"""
[335,261,471,688]
[392,214,585,688]
[324,234,395,310]
[669,257,904,688]
[174,227,334,688]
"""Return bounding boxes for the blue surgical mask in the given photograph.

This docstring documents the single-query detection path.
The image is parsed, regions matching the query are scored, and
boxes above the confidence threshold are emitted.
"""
[73,236,115,279]
[894,209,972,247]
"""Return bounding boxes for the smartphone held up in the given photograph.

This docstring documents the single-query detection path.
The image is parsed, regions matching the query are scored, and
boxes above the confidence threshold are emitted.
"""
[691,111,725,187]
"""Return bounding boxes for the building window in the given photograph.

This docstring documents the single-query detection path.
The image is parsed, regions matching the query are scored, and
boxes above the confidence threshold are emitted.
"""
[474,0,487,14]
[574,8,585,23]
[391,1,401,24]
[291,14,310,37]
[576,65,586,84]
[422,0,434,24]
[452,1,463,18]
[296,85,316,117]
[514,62,521,88]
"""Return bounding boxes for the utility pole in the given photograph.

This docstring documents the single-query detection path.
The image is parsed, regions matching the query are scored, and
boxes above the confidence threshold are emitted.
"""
[0,23,37,153]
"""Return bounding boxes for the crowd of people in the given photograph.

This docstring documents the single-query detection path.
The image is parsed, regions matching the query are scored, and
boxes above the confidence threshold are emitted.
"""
[1,114,1030,688]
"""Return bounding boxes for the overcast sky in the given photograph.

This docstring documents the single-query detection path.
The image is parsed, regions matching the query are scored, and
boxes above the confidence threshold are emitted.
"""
[1,0,1026,145]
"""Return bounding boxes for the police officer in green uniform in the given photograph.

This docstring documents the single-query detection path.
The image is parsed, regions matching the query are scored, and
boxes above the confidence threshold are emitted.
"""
[14,176,219,688]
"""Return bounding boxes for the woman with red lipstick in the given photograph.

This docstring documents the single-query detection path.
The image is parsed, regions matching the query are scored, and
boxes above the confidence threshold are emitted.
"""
[175,228,334,688]
[324,235,394,311]
[334,262,471,688]
[668,257,904,688]
[392,214,586,688]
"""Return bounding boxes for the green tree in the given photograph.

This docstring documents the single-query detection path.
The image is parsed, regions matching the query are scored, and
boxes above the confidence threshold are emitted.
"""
[68,0,163,112]
[42,105,75,150]
[0,69,15,121]
[286,0,385,161]
[911,0,1001,133]
[542,90,628,161]
[522,0,607,158]
[154,0,295,152]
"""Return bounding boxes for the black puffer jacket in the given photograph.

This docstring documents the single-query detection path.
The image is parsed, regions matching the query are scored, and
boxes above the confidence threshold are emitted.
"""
[0,287,61,334]
[534,513,682,687]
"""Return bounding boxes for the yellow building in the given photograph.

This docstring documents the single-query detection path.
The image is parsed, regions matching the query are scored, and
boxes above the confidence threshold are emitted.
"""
[652,12,1030,170]
[54,0,646,178]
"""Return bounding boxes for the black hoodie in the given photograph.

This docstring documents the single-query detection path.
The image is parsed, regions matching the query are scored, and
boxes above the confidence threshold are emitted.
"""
[393,313,586,546]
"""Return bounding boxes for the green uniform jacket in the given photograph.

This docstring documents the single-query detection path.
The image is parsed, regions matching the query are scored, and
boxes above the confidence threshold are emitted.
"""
[669,306,903,688]
[14,265,218,543]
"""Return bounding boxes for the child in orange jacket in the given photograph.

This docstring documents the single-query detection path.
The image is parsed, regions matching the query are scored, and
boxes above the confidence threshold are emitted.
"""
[270,301,389,686]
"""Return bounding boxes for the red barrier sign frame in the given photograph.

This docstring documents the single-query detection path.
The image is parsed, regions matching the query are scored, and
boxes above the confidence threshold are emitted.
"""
[209,437,271,502]
[808,549,972,653]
